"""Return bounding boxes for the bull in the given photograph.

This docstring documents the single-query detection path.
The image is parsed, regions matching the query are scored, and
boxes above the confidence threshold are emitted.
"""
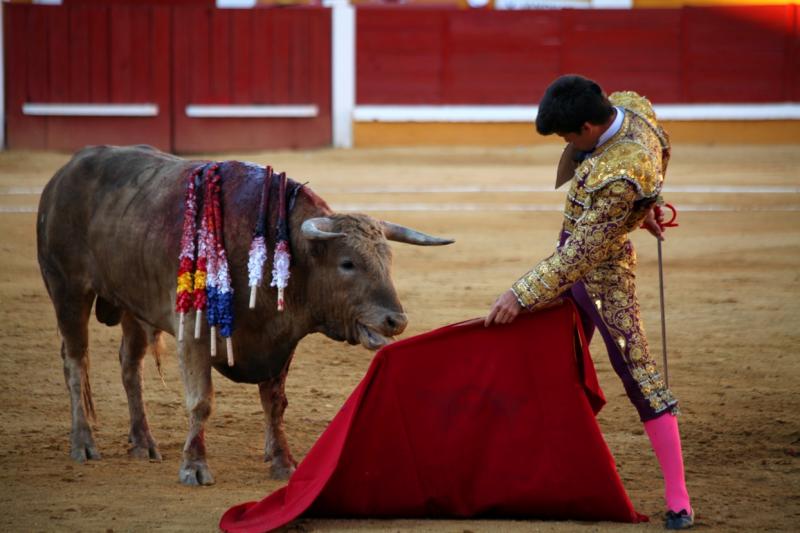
[36,145,453,485]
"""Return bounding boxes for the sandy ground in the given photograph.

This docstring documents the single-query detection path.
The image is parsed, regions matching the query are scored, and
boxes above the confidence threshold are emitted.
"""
[0,144,798,532]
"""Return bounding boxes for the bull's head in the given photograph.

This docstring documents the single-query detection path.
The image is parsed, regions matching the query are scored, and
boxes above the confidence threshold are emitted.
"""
[301,214,453,350]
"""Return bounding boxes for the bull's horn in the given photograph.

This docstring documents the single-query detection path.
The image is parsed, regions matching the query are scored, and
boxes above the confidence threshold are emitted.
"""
[301,217,346,240]
[381,221,454,246]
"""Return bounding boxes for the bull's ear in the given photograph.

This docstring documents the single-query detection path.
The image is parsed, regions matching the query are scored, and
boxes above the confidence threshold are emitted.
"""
[301,217,346,240]
[381,221,455,246]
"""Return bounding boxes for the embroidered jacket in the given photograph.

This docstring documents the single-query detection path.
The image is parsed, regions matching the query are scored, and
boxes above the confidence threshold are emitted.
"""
[512,91,671,309]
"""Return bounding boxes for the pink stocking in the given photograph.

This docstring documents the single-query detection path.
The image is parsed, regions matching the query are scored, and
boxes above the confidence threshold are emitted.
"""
[644,413,692,513]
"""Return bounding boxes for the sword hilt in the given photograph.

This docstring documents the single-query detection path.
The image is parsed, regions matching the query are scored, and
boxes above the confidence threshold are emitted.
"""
[655,203,679,230]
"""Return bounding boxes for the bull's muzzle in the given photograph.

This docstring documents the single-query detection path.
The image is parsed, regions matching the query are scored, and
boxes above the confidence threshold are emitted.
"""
[383,311,408,336]
[357,310,408,351]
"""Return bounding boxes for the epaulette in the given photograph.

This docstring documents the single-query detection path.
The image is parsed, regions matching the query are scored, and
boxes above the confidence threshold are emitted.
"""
[610,91,657,128]
[610,91,669,150]
[584,140,662,199]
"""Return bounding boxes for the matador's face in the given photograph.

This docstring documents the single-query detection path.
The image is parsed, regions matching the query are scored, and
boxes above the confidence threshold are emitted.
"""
[557,122,603,152]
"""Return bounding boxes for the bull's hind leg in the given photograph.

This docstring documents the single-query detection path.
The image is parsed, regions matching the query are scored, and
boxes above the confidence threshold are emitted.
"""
[259,353,297,480]
[119,313,162,461]
[177,338,215,485]
[54,290,101,463]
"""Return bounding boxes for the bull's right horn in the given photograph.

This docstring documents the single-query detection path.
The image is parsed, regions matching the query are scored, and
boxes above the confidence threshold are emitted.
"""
[301,217,346,240]
[381,221,455,246]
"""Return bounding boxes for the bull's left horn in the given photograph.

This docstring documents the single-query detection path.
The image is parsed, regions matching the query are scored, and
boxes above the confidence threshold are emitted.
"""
[301,217,346,240]
[381,221,454,246]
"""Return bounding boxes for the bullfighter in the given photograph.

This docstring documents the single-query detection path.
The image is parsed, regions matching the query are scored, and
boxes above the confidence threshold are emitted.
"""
[485,75,694,530]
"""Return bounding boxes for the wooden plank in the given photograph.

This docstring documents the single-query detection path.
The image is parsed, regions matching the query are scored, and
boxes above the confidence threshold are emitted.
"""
[310,8,331,115]
[359,27,443,54]
[289,11,310,105]
[27,7,49,103]
[6,5,46,148]
[4,6,26,112]
[231,8,253,104]
[151,5,173,151]
[171,6,193,152]
[150,6,171,106]
[174,117,328,152]
[69,6,91,102]
[88,5,110,102]
[110,6,133,103]
[357,7,443,31]
[448,10,561,52]
[307,8,331,145]
[792,4,800,101]
[271,9,291,104]
[47,6,70,103]
[251,8,273,104]
[209,9,231,104]
[188,7,212,104]
[45,117,165,151]
[130,6,151,102]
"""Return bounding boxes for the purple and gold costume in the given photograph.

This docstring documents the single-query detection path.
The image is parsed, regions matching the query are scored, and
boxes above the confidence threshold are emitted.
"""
[512,91,677,421]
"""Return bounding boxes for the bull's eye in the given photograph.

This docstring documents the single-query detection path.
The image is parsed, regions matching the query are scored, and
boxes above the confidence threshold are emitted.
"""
[339,260,355,272]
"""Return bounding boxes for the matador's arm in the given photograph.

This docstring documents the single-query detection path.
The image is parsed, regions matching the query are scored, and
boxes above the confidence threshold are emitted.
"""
[511,180,639,310]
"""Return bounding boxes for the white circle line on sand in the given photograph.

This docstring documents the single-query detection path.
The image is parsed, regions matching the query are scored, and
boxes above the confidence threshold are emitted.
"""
[332,203,800,213]
[318,185,800,194]
[0,206,38,213]
[1,187,44,195]
[3,203,800,214]
[2,185,799,195]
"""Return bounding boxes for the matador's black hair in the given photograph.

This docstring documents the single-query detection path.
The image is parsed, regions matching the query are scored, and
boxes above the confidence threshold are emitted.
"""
[535,75,614,136]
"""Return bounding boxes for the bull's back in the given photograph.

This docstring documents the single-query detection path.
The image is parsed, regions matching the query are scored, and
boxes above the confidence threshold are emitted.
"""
[38,145,192,329]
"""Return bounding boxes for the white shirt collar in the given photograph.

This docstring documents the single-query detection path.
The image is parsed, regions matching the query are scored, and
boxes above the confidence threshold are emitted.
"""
[595,107,624,149]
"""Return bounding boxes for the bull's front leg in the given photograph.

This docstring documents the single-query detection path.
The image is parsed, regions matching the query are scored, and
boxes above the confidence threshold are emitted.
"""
[177,337,215,485]
[259,353,297,480]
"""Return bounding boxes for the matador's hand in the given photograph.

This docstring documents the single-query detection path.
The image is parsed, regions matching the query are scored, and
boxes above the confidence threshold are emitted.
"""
[642,205,665,241]
[485,289,523,327]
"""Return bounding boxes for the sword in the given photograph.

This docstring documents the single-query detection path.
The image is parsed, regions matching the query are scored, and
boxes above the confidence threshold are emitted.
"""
[654,203,678,388]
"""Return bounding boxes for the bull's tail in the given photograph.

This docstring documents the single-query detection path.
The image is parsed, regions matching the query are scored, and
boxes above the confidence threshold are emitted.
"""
[97,298,167,385]
[149,331,167,387]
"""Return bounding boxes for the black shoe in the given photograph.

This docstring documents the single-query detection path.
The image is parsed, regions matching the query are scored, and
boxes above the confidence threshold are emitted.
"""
[665,509,694,530]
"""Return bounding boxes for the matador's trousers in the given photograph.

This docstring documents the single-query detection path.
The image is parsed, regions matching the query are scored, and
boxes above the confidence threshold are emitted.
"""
[567,261,678,422]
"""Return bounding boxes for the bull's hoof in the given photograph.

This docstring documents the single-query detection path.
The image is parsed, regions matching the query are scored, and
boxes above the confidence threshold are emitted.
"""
[128,432,162,461]
[70,444,102,463]
[70,430,101,463]
[179,460,215,486]
[269,458,297,480]
[129,444,162,462]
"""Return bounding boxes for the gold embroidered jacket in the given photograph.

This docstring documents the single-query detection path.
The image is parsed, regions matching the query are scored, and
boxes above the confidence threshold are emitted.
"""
[512,91,671,309]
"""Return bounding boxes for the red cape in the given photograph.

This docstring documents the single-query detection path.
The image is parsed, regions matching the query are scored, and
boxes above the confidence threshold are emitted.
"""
[220,302,646,532]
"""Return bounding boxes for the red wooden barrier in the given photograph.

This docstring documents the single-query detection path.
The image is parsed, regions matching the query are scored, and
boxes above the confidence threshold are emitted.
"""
[357,5,800,105]
[171,6,331,152]
[5,3,172,150]
[4,4,330,152]
[5,4,797,151]
[682,5,796,103]
[793,4,800,102]
[559,9,682,103]
[358,8,563,104]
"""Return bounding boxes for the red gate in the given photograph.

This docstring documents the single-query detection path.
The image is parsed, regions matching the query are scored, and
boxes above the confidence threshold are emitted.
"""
[5,3,171,151]
[172,6,331,153]
[4,4,332,152]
